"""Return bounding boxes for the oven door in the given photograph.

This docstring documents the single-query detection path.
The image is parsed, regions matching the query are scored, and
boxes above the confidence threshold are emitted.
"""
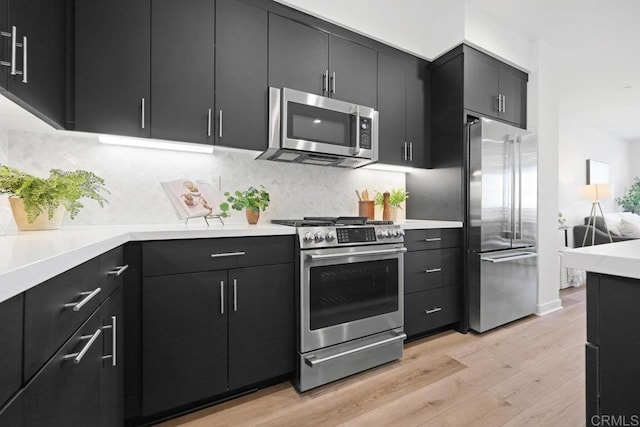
[300,243,406,353]
[280,87,376,159]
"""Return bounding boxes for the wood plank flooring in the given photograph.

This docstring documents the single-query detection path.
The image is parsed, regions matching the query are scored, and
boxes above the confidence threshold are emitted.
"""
[158,287,586,427]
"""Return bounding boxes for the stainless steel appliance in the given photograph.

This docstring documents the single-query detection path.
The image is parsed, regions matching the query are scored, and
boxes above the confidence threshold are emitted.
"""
[257,87,378,168]
[467,118,538,333]
[271,217,406,392]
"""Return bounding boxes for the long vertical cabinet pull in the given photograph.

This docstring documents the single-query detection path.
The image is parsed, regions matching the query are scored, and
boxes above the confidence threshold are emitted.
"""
[21,36,27,83]
[220,281,225,314]
[10,26,17,75]
[233,279,238,312]
[497,94,502,113]
[102,316,117,367]
[502,94,506,113]
[322,69,328,95]
[207,108,212,137]
[219,110,223,138]
[331,72,336,94]
[409,142,413,162]
[141,98,145,129]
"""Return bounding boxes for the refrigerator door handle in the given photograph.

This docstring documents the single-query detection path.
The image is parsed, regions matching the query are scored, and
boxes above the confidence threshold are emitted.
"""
[516,135,523,240]
[510,138,517,241]
[480,252,537,263]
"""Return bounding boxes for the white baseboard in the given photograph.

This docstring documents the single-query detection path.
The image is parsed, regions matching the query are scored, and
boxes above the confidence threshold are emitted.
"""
[535,299,563,316]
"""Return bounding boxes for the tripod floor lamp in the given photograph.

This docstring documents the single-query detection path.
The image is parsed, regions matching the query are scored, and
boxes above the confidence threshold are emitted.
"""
[579,183,613,246]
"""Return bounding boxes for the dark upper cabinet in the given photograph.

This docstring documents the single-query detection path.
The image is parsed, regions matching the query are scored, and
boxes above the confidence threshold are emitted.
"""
[328,35,377,107]
[142,270,228,417]
[268,13,377,106]
[151,0,215,144]
[268,13,328,96]
[75,0,150,136]
[228,264,294,390]
[2,0,65,128]
[215,0,268,151]
[0,294,22,410]
[378,53,429,168]
[463,46,527,128]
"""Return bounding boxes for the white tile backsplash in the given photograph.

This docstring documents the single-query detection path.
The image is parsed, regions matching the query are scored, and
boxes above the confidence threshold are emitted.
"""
[0,129,7,165]
[6,130,405,225]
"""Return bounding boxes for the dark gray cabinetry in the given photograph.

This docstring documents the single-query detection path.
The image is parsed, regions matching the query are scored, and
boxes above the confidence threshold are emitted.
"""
[0,391,23,427]
[151,0,215,144]
[140,236,295,419]
[377,53,430,168]
[268,13,376,106]
[586,273,640,426]
[100,286,124,427]
[403,229,462,338]
[463,46,527,128]
[215,0,268,150]
[75,0,150,136]
[0,294,23,410]
[0,0,65,128]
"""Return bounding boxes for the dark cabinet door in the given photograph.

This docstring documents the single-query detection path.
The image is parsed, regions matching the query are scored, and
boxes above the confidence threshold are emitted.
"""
[228,264,294,390]
[377,53,406,166]
[0,0,8,90]
[7,0,65,127]
[0,390,24,427]
[0,293,22,409]
[328,35,377,107]
[151,0,214,144]
[463,49,500,120]
[75,0,150,136]
[142,270,228,417]
[100,287,124,427]
[406,58,430,168]
[268,13,328,95]
[215,0,268,150]
[24,308,103,427]
[499,67,527,127]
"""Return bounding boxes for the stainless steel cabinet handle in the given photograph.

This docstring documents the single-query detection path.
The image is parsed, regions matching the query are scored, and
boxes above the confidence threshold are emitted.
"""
[426,307,442,314]
[425,268,442,273]
[304,333,407,366]
[107,265,129,277]
[481,252,537,263]
[219,110,223,138]
[497,94,502,112]
[424,237,441,242]
[402,142,408,161]
[21,36,26,83]
[141,98,145,129]
[220,281,225,314]
[409,142,413,162]
[210,251,245,258]
[101,316,117,367]
[308,247,407,260]
[502,94,506,113]
[0,30,11,68]
[207,108,212,137]
[64,329,102,364]
[323,69,328,95]
[233,278,238,312]
[331,71,336,94]
[64,288,102,312]
[10,26,16,75]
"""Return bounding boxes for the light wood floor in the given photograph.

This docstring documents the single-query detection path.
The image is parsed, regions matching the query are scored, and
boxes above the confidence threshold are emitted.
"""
[159,287,586,427]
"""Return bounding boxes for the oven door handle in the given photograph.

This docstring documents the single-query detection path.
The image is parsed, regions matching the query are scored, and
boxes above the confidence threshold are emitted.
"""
[304,332,407,367]
[307,247,407,261]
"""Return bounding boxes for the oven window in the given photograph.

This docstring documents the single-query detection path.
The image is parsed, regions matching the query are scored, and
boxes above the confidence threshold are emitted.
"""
[287,102,355,147]
[309,259,399,330]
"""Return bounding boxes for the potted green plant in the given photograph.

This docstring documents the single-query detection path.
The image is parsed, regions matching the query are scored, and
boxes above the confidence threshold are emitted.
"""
[616,177,640,214]
[0,165,109,230]
[375,189,409,221]
[219,185,270,224]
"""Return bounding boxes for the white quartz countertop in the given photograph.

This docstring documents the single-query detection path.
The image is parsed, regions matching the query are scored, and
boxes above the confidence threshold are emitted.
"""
[0,219,462,303]
[563,239,640,280]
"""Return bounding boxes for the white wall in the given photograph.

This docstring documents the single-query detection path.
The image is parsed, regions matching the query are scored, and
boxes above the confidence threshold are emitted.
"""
[631,142,640,179]
[558,116,632,243]
[4,130,404,227]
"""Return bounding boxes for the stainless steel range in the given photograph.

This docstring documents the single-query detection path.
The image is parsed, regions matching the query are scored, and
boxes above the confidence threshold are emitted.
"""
[272,217,407,392]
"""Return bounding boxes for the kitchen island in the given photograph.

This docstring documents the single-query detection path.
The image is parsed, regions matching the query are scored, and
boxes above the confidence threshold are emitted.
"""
[563,240,640,426]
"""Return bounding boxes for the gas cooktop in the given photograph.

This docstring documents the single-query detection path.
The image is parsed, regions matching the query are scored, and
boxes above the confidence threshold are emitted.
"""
[271,216,393,227]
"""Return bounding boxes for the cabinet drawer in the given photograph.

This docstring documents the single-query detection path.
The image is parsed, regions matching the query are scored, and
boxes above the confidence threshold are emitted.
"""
[24,257,102,382]
[404,229,461,251]
[405,248,461,294]
[0,294,23,410]
[142,236,294,277]
[404,286,460,337]
[99,246,126,300]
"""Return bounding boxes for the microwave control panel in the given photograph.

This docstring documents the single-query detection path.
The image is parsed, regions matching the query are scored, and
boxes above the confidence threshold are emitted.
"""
[359,117,372,150]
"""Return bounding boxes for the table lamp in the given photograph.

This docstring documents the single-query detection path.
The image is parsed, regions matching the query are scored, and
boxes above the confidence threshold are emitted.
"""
[579,183,613,246]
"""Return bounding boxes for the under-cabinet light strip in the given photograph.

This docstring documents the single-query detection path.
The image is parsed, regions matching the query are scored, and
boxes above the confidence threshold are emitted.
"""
[98,135,214,154]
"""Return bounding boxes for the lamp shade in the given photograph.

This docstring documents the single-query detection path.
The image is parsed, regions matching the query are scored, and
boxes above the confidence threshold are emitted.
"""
[579,183,613,201]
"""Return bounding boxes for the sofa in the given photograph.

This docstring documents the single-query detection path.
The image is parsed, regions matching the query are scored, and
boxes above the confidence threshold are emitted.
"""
[573,212,640,246]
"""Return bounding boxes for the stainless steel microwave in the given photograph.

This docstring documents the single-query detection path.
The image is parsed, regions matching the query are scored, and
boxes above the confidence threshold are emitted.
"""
[256,87,378,168]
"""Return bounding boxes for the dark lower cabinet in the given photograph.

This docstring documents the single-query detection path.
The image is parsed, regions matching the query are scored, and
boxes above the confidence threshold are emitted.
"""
[404,286,460,338]
[100,286,125,427]
[142,270,228,417]
[0,293,22,410]
[0,390,24,427]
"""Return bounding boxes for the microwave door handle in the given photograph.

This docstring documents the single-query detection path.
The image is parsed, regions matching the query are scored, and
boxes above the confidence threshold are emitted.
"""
[352,105,360,155]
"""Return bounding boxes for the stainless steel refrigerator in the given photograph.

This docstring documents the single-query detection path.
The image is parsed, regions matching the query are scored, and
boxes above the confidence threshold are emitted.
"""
[467,118,538,333]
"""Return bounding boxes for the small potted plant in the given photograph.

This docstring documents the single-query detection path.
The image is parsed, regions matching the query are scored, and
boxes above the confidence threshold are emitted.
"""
[219,185,270,224]
[0,165,109,230]
[375,189,409,221]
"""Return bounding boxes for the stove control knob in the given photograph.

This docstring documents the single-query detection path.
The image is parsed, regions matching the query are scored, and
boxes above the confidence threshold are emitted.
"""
[314,232,325,242]
[303,232,314,243]
[390,229,398,237]
[398,228,405,236]
[326,231,336,241]
[377,229,388,238]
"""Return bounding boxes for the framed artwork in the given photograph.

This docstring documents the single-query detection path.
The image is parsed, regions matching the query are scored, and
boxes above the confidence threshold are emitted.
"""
[587,159,610,184]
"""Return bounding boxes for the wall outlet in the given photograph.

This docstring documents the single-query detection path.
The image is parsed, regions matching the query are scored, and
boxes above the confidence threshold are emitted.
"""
[209,175,221,191]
